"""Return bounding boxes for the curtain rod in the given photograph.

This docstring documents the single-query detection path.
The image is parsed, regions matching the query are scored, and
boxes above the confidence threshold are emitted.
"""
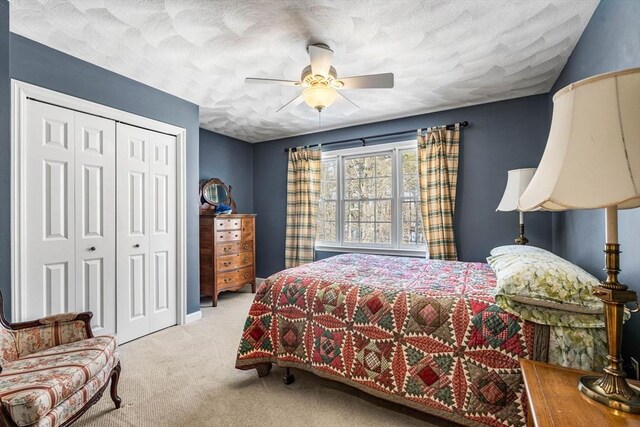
[284,121,468,152]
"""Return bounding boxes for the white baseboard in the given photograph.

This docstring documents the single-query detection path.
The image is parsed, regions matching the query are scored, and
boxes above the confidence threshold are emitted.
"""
[185,310,202,324]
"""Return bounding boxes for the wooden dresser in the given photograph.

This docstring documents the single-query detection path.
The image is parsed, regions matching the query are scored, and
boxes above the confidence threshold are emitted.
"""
[200,212,256,306]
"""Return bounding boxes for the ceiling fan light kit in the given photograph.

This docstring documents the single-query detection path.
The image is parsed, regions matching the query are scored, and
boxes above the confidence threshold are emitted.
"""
[246,43,394,116]
[302,86,337,111]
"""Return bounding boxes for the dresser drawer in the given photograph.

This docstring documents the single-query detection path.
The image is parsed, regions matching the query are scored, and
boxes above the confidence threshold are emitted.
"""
[242,218,254,241]
[217,266,254,290]
[216,218,241,230]
[216,252,254,271]
[216,230,241,242]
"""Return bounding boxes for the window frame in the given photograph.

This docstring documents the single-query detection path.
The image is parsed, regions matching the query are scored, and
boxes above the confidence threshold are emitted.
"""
[315,140,427,257]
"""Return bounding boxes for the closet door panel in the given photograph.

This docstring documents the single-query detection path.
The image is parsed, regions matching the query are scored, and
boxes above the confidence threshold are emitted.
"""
[25,101,76,320]
[149,132,177,332]
[116,123,151,343]
[74,112,116,335]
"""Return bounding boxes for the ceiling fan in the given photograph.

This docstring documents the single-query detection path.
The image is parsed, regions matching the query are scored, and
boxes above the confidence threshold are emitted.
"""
[245,43,394,116]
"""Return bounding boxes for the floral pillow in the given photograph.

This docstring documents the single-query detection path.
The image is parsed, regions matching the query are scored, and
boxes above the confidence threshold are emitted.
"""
[489,245,551,257]
[488,251,604,315]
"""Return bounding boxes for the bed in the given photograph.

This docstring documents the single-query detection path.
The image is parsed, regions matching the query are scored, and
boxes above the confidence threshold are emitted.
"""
[235,253,606,427]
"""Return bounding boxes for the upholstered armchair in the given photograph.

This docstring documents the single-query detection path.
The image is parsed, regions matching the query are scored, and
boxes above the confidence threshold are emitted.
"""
[0,293,121,427]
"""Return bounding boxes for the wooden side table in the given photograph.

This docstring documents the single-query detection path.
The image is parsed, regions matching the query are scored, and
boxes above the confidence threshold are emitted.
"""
[520,359,640,426]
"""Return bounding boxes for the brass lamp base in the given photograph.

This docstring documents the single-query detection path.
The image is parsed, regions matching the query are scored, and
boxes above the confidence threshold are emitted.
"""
[514,223,529,245]
[579,375,640,413]
[578,243,640,413]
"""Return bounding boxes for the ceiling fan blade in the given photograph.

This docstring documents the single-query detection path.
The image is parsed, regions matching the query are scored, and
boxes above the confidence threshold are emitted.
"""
[332,91,360,116]
[276,94,304,113]
[245,77,300,86]
[308,44,333,78]
[338,73,394,89]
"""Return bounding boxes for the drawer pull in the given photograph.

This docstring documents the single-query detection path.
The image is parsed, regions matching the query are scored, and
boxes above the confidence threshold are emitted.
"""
[224,278,232,283]
[242,257,249,263]
[223,247,231,252]
[223,261,232,266]
[234,234,238,238]
[242,273,248,279]
[242,244,250,250]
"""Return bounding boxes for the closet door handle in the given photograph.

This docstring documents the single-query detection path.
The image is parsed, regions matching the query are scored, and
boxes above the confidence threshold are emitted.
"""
[134,244,140,248]
[89,246,96,251]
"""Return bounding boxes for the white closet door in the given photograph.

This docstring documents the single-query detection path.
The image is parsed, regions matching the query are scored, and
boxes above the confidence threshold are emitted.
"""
[116,123,177,342]
[149,132,177,332]
[74,112,116,335]
[116,123,151,342]
[25,101,76,319]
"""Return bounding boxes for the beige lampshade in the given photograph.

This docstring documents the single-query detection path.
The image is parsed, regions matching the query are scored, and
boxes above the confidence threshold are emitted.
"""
[497,168,537,212]
[519,67,640,211]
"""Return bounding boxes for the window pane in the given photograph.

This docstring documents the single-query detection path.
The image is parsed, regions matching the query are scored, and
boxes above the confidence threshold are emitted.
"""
[375,223,392,244]
[403,175,418,198]
[321,182,337,200]
[402,150,417,175]
[361,201,375,222]
[317,159,338,243]
[324,221,336,241]
[345,201,360,221]
[401,150,420,198]
[345,179,360,199]
[360,222,375,243]
[376,155,392,177]
[345,157,364,179]
[360,178,376,199]
[375,200,391,222]
[375,177,392,198]
[318,200,336,221]
[344,222,360,243]
[322,159,337,180]
[363,156,377,177]
[401,200,425,245]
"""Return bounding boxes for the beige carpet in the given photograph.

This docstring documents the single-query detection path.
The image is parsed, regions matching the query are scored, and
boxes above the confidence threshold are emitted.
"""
[77,288,455,427]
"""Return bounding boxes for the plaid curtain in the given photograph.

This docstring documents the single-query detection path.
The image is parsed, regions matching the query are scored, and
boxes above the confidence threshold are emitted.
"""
[285,148,321,268]
[417,124,460,260]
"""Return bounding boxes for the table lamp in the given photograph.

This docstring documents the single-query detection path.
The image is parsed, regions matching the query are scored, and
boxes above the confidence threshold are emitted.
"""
[497,168,537,245]
[519,67,640,413]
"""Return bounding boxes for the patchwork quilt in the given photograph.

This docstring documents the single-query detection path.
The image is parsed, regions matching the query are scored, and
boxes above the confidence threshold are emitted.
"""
[235,254,574,426]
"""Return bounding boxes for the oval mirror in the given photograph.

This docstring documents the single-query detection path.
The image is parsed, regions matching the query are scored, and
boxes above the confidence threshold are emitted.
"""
[200,178,238,213]
[202,182,228,206]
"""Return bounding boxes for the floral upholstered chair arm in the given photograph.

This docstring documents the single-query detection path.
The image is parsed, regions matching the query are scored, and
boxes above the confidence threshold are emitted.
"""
[7,312,94,358]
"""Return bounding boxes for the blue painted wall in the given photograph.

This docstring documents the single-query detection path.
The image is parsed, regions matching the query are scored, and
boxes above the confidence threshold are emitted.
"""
[549,0,640,360]
[0,0,10,317]
[199,128,253,213]
[8,34,202,315]
[253,94,553,278]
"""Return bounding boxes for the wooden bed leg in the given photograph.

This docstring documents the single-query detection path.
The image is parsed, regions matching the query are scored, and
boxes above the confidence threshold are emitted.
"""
[283,367,295,385]
[110,362,122,409]
[255,363,272,378]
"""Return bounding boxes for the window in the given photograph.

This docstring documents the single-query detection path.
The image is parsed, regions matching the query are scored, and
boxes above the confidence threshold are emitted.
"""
[316,141,426,255]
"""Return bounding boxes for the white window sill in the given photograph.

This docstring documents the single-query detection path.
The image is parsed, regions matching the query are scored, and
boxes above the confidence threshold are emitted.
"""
[315,245,427,258]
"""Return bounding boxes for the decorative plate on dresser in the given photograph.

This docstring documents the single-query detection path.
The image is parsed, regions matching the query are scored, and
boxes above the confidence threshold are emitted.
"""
[199,178,256,306]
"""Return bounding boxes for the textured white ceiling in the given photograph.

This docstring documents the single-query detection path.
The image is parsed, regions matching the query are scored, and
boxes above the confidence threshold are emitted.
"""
[9,0,599,142]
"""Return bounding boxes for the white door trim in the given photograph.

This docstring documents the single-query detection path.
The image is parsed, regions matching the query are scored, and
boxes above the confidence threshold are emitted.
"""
[10,79,188,326]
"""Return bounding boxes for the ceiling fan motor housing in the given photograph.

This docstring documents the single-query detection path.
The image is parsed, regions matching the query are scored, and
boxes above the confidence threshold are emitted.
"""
[301,65,339,87]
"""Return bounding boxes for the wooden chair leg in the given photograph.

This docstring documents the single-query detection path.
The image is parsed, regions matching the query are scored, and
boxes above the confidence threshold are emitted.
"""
[110,362,122,409]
